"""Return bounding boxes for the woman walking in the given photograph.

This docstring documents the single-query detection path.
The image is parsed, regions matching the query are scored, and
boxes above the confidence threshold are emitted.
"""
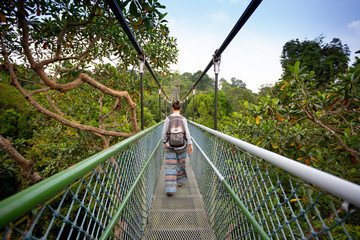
[162,101,193,197]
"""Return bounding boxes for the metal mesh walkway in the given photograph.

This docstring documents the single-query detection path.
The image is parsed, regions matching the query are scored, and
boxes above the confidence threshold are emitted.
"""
[144,155,215,239]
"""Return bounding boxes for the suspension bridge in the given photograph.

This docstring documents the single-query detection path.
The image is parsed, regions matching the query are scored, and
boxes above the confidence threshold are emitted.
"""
[1,0,360,239]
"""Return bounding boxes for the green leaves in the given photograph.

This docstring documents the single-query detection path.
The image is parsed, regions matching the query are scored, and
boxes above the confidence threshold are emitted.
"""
[281,37,350,87]
[272,98,279,105]
[351,67,360,83]
[129,1,139,18]
[243,101,249,108]
[219,61,360,184]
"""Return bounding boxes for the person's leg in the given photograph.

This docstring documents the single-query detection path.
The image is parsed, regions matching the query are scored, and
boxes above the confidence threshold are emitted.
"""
[165,148,177,196]
[176,149,188,187]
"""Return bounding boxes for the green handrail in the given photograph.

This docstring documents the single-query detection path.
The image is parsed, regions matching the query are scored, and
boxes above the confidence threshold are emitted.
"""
[0,122,163,229]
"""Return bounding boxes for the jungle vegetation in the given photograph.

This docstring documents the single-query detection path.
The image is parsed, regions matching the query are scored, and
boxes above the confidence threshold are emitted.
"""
[0,0,359,203]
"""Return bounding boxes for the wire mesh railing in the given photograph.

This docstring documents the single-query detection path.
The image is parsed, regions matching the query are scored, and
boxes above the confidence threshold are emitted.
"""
[189,121,360,240]
[0,122,164,240]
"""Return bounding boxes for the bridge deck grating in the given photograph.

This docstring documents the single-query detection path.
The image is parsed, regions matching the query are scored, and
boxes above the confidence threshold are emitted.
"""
[144,155,215,240]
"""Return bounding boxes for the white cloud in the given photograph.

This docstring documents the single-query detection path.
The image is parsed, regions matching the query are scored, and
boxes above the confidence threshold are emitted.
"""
[218,0,250,6]
[209,11,230,22]
[348,20,360,36]
[237,0,251,6]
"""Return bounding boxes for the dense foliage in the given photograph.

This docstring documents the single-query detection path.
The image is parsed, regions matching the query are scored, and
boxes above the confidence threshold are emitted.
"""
[0,0,177,199]
[176,38,359,185]
[1,1,359,237]
[281,37,350,87]
[1,0,359,210]
[220,59,360,183]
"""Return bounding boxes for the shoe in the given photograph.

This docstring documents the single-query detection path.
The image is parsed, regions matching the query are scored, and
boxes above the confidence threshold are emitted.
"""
[177,182,183,187]
[166,192,173,197]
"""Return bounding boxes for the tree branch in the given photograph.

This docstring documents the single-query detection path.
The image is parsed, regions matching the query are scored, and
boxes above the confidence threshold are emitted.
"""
[340,115,355,135]
[53,0,100,59]
[29,87,50,96]
[98,93,104,129]
[44,91,65,116]
[298,96,360,157]
[18,78,44,85]
[101,98,120,122]
[3,15,140,134]
[313,117,360,157]
[0,135,42,182]
[3,54,135,138]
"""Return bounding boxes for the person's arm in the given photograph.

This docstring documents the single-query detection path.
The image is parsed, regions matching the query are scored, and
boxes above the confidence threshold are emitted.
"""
[162,117,169,149]
[183,118,193,154]
[183,118,192,145]
[188,144,193,154]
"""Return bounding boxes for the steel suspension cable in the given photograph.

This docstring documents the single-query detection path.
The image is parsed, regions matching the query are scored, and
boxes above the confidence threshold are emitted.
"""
[106,0,170,100]
[181,0,262,101]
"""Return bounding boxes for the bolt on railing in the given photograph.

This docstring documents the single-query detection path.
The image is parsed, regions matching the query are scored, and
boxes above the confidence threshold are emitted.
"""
[189,121,360,239]
[0,123,164,239]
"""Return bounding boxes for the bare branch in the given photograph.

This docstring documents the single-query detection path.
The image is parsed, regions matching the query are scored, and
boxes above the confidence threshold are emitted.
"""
[44,91,65,116]
[53,0,100,59]
[101,98,121,121]
[88,145,103,151]
[92,131,109,149]
[18,0,36,69]
[6,0,140,146]
[40,26,107,67]
[3,55,135,138]
[313,116,360,157]
[297,98,360,157]
[57,59,85,72]
[4,16,140,133]
[29,87,50,96]
[18,78,44,85]
[52,66,60,82]
[0,135,42,182]
[98,93,104,129]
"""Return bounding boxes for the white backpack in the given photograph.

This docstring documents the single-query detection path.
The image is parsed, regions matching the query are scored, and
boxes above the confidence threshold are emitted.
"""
[167,115,186,148]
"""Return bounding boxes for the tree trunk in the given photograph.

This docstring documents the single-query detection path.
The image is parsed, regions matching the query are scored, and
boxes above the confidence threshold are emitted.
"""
[0,135,42,182]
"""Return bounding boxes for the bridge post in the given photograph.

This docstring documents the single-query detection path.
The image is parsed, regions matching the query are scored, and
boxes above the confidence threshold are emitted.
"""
[213,51,221,130]
[186,96,189,119]
[192,88,195,121]
[138,55,145,130]
[158,88,161,121]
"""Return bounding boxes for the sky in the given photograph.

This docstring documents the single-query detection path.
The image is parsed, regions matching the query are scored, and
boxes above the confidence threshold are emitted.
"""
[160,0,360,93]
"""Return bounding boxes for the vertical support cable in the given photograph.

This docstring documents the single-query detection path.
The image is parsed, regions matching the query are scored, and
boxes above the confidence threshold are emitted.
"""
[180,0,263,102]
[164,96,167,117]
[106,0,170,102]
[138,55,145,130]
[186,96,189,118]
[213,52,221,130]
[158,88,161,121]
[183,100,185,117]
[192,89,195,121]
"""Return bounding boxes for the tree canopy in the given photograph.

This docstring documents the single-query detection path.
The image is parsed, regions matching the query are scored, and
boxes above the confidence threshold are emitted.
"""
[0,0,177,188]
[1,0,359,215]
[281,37,350,86]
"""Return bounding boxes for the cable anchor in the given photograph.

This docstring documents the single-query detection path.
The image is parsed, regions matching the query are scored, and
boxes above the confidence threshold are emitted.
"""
[213,49,221,74]
[138,52,145,74]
